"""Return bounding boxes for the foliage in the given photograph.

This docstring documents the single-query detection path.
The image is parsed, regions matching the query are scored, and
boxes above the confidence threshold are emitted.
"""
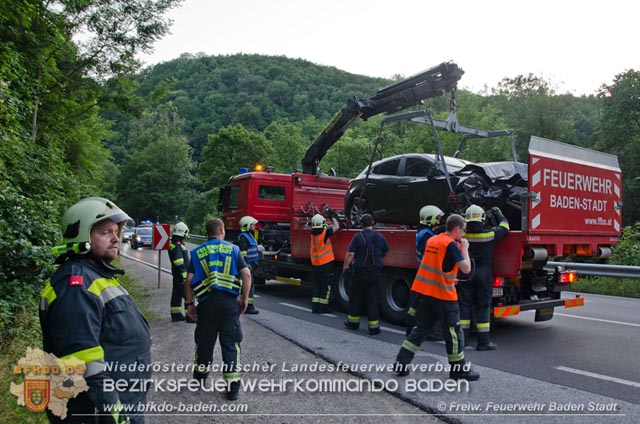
[0,0,182,353]
[609,224,640,266]
[598,70,640,225]
[126,54,389,162]
[199,124,274,190]
[116,105,196,223]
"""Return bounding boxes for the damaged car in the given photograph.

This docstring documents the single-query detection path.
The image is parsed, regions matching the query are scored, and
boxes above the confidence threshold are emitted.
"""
[345,153,528,229]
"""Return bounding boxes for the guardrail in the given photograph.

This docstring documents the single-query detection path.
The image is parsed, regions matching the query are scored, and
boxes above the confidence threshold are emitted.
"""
[546,262,640,279]
[188,232,640,279]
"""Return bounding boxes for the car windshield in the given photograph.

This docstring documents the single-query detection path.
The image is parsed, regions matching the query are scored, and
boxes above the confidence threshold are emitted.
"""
[136,228,152,235]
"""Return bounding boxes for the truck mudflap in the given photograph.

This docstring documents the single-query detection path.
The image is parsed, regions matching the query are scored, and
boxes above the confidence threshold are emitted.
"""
[493,295,585,321]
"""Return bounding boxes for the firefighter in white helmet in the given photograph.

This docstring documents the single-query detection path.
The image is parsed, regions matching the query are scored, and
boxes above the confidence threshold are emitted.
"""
[168,222,193,322]
[460,204,510,351]
[237,216,260,314]
[309,209,339,313]
[405,205,445,336]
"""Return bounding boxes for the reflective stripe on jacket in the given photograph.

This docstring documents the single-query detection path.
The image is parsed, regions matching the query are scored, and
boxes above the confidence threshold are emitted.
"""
[411,233,459,301]
[39,257,151,412]
[191,239,242,299]
[310,228,334,266]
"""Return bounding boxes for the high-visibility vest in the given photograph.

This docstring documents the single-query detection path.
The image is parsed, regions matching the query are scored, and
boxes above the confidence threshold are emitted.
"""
[411,233,459,301]
[238,232,260,263]
[190,239,241,300]
[310,229,334,266]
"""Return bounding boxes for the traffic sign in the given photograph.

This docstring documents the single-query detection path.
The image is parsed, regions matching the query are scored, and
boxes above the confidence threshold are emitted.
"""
[153,224,170,250]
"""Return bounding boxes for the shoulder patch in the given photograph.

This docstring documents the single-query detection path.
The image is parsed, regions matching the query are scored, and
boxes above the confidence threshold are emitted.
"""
[69,275,83,286]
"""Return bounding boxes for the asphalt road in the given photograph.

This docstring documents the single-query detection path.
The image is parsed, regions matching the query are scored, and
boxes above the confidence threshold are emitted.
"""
[122,243,640,422]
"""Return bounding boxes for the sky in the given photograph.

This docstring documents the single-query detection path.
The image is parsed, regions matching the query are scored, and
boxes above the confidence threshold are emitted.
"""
[138,0,639,96]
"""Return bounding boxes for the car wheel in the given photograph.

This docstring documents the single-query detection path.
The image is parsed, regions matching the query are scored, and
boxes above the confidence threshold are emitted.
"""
[380,269,413,324]
[347,196,371,227]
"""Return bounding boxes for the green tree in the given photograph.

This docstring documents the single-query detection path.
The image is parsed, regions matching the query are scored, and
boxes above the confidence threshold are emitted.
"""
[598,70,640,225]
[199,124,274,190]
[263,118,306,174]
[492,74,577,158]
[116,106,196,223]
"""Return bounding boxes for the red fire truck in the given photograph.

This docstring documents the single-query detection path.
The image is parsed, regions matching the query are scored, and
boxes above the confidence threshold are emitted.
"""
[218,63,622,324]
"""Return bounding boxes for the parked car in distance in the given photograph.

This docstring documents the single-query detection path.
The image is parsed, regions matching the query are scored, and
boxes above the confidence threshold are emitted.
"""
[122,227,134,242]
[345,153,527,228]
[130,227,153,249]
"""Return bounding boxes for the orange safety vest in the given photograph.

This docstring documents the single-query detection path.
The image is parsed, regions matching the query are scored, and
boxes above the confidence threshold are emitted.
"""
[411,233,459,301]
[310,229,335,266]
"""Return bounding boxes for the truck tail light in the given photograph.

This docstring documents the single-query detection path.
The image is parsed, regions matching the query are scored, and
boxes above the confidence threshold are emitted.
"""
[493,277,504,287]
[558,270,578,284]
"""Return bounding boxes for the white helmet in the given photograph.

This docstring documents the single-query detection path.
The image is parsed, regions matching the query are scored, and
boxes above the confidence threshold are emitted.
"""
[239,216,258,232]
[311,214,326,229]
[419,205,444,226]
[173,221,189,237]
[465,204,486,222]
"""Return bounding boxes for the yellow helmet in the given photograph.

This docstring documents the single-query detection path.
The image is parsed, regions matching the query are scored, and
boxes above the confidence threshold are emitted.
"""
[239,216,258,232]
[465,204,486,222]
[419,205,444,226]
[311,214,326,229]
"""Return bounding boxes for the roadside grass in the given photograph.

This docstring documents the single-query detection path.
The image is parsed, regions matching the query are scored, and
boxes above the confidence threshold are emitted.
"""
[572,276,640,298]
[0,258,150,422]
[0,298,48,424]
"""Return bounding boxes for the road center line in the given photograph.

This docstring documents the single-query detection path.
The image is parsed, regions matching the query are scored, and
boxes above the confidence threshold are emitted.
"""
[556,366,640,388]
[555,313,640,328]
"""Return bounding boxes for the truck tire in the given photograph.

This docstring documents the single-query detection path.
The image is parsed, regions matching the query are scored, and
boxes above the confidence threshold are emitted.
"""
[380,269,414,324]
[332,265,351,312]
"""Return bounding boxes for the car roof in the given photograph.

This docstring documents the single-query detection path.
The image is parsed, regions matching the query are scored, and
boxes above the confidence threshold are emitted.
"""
[363,153,471,174]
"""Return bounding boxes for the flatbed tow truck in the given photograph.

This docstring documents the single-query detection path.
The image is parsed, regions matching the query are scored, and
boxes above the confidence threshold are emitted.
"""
[218,62,622,324]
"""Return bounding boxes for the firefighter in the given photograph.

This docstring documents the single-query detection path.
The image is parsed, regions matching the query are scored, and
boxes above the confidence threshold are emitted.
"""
[185,218,251,401]
[394,214,480,381]
[168,221,193,322]
[406,205,445,336]
[343,213,389,335]
[460,204,510,350]
[237,216,260,314]
[40,197,151,423]
[310,210,339,313]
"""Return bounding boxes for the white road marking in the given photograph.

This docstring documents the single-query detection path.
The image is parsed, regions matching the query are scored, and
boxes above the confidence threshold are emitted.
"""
[380,326,405,335]
[279,302,336,316]
[555,313,640,328]
[556,366,640,388]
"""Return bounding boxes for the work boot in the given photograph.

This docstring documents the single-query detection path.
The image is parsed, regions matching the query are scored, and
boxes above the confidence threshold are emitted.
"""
[171,315,186,322]
[449,363,480,381]
[393,362,410,377]
[476,332,497,351]
[368,327,381,335]
[311,304,320,314]
[185,316,196,324]
[245,304,259,315]
[343,320,359,330]
[226,381,240,401]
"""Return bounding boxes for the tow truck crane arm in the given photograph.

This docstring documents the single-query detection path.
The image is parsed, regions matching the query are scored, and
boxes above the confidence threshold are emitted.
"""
[301,61,464,175]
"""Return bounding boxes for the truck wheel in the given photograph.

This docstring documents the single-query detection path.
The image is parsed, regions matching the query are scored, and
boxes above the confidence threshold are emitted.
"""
[380,269,413,324]
[332,265,350,312]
